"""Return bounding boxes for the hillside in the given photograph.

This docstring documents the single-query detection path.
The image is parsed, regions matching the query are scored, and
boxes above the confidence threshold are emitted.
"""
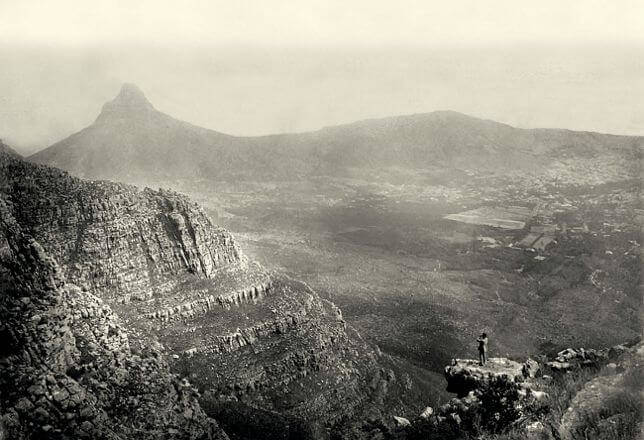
[29,84,642,184]
[0,150,412,438]
[0,139,21,158]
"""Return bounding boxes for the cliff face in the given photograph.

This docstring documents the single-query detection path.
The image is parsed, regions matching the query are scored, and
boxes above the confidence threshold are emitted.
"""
[0,151,391,433]
[3,155,242,302]
[0,200,226,440]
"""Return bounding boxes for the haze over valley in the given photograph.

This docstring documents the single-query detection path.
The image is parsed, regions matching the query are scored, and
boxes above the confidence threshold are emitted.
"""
[1,1,642,439]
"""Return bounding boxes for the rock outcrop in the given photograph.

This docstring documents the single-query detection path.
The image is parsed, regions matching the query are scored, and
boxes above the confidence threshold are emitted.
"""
[0,199,227,439]
[444,358,527,397]
[431,357,548,432]
[404,342,640,440]
[546,345,626,372]
[3,154,243,302]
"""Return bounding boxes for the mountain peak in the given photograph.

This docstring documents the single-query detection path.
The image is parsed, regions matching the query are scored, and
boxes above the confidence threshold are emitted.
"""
[116,83,150,104]
[96,83,154,122]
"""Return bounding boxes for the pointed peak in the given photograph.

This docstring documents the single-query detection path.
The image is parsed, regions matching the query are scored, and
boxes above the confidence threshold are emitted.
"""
[113,83,153,108]
[96,83,154,122]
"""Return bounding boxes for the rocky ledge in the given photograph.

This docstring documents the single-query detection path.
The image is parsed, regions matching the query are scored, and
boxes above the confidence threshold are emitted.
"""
[546,345,627,372]
[395,339,639,440]
[444,357,539,397]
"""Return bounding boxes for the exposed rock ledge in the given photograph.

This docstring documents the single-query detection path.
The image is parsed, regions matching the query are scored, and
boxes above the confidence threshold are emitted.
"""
[444,358,530,397]
[407,342,637,438]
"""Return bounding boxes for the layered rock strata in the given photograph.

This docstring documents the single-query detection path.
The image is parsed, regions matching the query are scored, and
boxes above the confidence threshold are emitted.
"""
[1,151,390,430]
[3,156,242,302]
[0,200,227,440]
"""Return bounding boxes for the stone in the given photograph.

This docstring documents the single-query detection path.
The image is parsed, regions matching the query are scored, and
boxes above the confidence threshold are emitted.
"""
[525,420,546,439]
[52,388,70,402]
[529,390,549,400]
[527,421,544,432]
[444,358,524,397]
[14,398,34,413]
[32,408,49,423]
[608,344,627,360]
[547,361,572,371]
[522,358,540,378]
[392,416,410,427]
[419,406,434,419]
[80,421,94,433]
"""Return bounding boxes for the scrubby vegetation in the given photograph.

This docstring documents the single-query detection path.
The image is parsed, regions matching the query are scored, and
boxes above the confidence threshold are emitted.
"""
[404,348,641,440]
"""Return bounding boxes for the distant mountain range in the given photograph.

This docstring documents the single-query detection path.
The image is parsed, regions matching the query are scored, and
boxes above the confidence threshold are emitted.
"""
[29,84,642,184]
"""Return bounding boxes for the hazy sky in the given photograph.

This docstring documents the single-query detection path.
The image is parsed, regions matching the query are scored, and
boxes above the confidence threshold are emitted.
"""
[1,1,642,154]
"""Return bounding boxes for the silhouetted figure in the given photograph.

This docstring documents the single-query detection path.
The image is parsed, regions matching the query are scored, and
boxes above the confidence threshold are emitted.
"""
[477,333,488,366]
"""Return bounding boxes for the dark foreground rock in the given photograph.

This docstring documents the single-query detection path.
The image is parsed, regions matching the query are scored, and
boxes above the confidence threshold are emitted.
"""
[0,200,227,440]
[444,358,526,397]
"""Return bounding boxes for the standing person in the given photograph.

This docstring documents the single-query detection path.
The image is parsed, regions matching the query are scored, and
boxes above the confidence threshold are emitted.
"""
[477,333,488,366]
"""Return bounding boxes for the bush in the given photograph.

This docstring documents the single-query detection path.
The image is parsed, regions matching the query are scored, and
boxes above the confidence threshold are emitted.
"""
[570,368,642,440]
[407,377,525,440]
[406,418,466,440]
[468,377,523,434]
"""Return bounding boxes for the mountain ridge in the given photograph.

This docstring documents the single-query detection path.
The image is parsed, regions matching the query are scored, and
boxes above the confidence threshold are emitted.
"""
[29,83,642,185]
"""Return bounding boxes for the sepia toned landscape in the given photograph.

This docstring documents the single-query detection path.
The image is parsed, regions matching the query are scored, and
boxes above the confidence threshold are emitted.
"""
[1,2,642,440]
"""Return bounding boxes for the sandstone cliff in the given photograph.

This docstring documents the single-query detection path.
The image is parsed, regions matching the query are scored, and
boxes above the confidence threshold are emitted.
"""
[0,199,227,439]
[3,153,243,302]
[1,150,393,435]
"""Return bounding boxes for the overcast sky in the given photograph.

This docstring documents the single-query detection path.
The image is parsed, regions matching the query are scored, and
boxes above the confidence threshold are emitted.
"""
[1,0,642,154]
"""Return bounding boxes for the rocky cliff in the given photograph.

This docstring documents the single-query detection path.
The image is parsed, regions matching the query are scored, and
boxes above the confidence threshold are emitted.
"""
[0,199,226,439]
[3,154,243,302]
[0,151,393,435]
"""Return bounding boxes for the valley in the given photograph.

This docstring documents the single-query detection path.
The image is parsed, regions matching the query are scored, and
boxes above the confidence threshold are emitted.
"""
[181,164,641,406]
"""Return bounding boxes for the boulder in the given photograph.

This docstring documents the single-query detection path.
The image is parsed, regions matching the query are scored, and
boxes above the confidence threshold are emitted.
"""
[546,360,573,372]
[393,416,410,427]
[608,344,627,360]
[522,358,540,378]
[419,406,434,419]
[444,358,524,397]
